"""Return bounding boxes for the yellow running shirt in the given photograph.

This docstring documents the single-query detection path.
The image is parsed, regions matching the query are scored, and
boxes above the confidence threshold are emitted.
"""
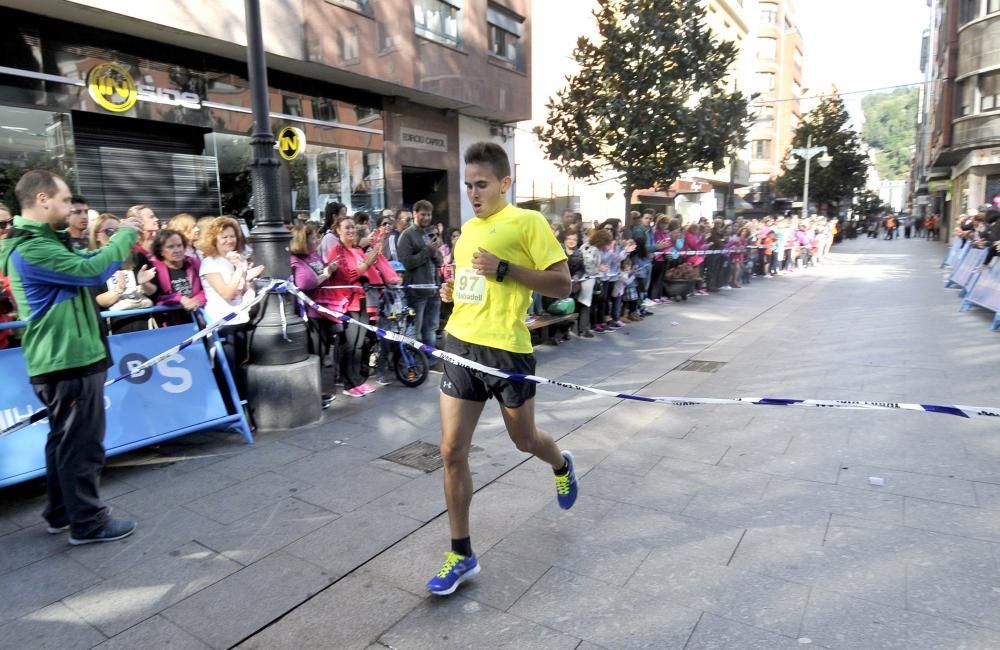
[445,204,567,353]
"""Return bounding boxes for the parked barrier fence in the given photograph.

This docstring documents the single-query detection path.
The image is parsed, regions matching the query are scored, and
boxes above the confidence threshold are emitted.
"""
[0,306,251,488]
[942,237,966,268]
[960,259,1000,331]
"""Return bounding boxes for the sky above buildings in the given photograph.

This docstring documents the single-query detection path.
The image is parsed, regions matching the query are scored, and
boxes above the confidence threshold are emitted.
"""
[796,0,930,127]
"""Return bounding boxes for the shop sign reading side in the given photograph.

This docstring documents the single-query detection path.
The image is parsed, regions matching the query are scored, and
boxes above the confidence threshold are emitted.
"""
[88,62,202,113]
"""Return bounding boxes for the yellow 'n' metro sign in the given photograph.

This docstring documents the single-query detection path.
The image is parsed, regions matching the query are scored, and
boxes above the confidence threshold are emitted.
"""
[278,126,305,161]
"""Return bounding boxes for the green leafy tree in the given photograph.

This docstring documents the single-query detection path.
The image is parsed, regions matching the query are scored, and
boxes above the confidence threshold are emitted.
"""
[861,88,918,181]
[854,189,888,217]
[777,96,869,208]
[534,0,751,215]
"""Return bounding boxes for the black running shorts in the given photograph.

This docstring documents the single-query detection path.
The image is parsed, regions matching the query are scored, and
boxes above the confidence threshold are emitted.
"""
[439,334,536,408]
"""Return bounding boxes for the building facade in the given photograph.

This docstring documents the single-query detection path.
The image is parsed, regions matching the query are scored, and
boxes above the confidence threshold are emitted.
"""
[921,0,1000,232]
[746,0,803,212]
[0,0,532,226]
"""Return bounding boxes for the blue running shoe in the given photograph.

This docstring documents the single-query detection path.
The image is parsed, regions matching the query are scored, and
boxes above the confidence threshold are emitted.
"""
[426,552,480,596]
[555,450,578,510]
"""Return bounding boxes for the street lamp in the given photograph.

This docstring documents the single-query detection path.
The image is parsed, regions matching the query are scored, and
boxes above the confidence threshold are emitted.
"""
[242,0,320,429]
[784,134,832,217]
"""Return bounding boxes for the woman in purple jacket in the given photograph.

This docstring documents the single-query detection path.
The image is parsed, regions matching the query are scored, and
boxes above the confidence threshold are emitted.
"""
[290,224,339,403]
[150,229,205,326]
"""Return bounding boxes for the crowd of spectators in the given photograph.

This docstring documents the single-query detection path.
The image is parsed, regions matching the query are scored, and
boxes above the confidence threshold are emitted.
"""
[558,209,838,336]
[0,196,842,407]
[953,205,1000,269]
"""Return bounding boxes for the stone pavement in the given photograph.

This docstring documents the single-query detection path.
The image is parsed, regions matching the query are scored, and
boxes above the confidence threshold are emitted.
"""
[3,235,1000,649]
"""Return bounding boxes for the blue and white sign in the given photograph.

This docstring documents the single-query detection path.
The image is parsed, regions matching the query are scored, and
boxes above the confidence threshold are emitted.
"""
[961,260,1000,331]
[0,325,245,487]
[946,245,987,291]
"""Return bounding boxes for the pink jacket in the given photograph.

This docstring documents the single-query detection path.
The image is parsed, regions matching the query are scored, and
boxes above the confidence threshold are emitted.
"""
[326,242,400,313]
[151,255,206,308]
[653,230,673,261]
[684,232,705,267]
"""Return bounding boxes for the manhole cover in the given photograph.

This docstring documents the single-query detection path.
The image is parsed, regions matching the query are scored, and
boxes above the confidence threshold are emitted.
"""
[381,441,443,473]
[674,360,726,373]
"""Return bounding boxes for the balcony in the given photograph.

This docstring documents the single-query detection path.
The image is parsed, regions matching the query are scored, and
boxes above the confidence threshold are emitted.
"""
[952,112,1000,151]
[958,13,1000,78]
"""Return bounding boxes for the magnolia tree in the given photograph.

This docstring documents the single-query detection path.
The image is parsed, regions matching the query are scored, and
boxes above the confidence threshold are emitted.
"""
[534,0,752,216]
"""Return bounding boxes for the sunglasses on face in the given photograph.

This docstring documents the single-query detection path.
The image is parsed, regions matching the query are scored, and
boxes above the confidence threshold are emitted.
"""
[0,220,12,229]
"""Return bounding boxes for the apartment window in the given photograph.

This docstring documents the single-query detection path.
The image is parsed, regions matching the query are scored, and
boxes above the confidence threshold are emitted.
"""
[958,79,974,116]
[755,105,775,123]
[487,3,525,71]
[414,0,461,48]
[327,0,372,14]
[355,105,380,124]
[981,71,1000,111]
[377,20,397,53]
[757,37,778,60]
[760,3,777,24]
[311,99,338,122]
[960,0,980,24]
[340,27,361,64]
[282,95,303,117]
[755,72,776,92]
[753,140,772,160]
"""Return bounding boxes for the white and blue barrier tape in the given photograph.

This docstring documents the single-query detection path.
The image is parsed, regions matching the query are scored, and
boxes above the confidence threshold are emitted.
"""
[0,281,280,438]
[283,283,1000,421]
[4,275,998,442]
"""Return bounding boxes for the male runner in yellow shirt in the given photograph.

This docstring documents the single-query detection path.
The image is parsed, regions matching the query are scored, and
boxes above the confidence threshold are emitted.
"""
[427,142,578,596]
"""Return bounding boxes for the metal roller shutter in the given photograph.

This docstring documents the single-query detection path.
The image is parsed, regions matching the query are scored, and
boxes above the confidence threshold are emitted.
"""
[73,112,222,218]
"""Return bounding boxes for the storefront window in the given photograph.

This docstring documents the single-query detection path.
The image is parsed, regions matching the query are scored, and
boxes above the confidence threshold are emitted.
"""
[208,132,384,220]
[0,11,385,219]
[0,107,74,211]
[287,146,385,218]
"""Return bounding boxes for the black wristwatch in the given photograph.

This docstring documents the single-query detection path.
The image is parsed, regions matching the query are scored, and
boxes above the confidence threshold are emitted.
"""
[496,259,510,283]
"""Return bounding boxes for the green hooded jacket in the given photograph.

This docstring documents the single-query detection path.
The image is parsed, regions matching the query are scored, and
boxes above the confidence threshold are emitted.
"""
[0,216,138,378]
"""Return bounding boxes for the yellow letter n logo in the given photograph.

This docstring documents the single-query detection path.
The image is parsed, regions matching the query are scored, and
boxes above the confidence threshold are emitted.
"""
[87,63,137,113]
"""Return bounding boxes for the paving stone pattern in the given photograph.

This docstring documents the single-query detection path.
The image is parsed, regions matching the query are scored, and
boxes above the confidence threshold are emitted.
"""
[2,237,1000,648]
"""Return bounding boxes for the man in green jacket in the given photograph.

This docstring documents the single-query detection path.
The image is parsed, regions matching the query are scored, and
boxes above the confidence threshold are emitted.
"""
[0,170,142,545]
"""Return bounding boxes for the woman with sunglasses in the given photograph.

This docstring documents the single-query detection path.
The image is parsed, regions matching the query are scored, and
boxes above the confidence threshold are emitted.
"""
[88,213,156,333]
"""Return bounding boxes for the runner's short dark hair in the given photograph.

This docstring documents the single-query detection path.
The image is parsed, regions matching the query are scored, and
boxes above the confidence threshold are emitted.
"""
[15,170,62,209]
[464,142,511,179]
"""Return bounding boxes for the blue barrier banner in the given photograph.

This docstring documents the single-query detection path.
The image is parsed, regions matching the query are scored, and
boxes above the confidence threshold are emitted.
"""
[0,326,235,487]
[943,238,966,268]
[946,246,987,290]
[962,260,1000,330]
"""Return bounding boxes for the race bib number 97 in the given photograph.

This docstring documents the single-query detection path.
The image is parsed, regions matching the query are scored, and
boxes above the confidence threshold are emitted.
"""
[454,267,486,304]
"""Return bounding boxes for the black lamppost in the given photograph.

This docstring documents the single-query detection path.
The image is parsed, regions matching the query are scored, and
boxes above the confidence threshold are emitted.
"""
[242,0,319,429]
